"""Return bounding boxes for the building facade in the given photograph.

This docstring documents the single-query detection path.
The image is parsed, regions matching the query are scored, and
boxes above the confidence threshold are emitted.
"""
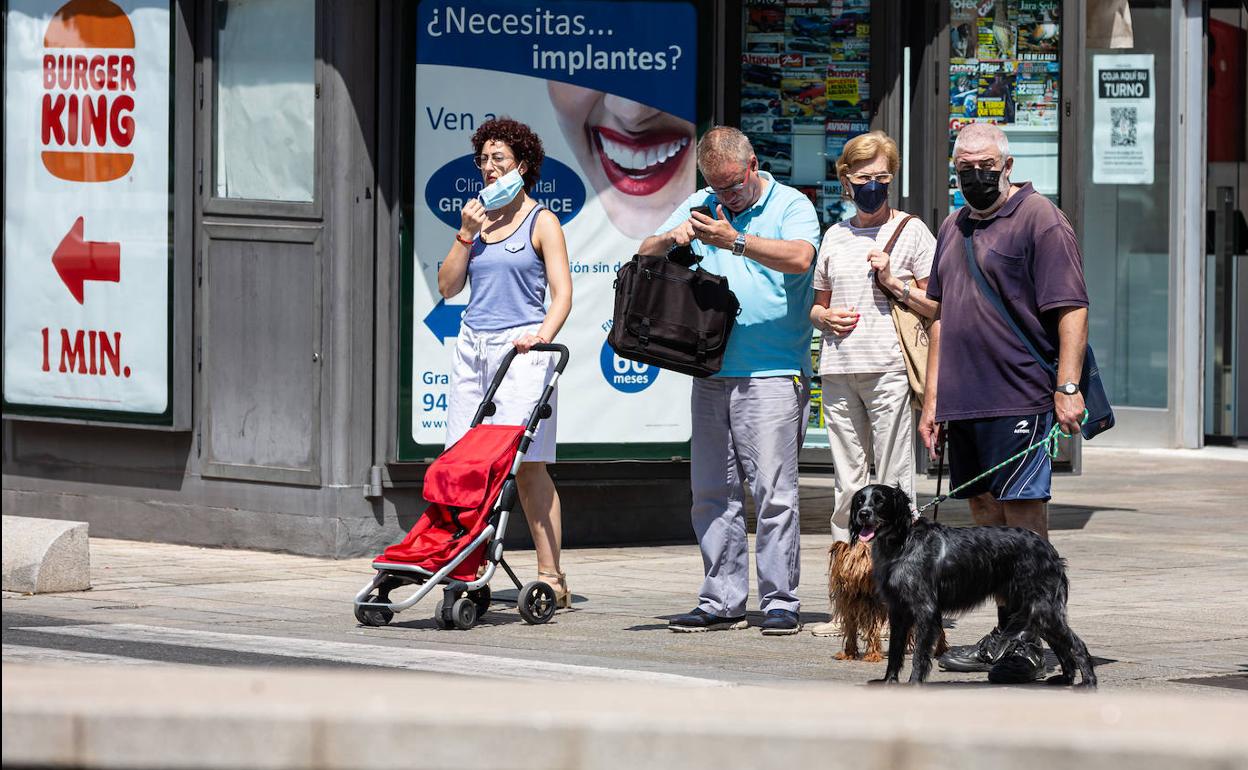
[3,0,1244,556]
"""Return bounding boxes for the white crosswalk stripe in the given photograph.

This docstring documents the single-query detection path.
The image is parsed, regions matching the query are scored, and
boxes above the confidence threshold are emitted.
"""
[3,643,174,667]
[15,624,730,687]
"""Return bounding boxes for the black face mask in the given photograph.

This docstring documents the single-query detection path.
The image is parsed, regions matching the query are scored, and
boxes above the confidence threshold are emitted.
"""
[957,168,1004,211]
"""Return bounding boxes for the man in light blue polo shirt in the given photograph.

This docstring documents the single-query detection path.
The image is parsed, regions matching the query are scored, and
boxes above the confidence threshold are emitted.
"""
[639,126,820,635]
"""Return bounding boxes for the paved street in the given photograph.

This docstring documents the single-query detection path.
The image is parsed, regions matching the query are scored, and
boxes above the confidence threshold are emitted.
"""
[4,447,1247,695]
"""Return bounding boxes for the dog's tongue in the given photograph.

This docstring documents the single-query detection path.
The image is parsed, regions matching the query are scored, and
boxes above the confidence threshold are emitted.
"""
[858,526,876,543]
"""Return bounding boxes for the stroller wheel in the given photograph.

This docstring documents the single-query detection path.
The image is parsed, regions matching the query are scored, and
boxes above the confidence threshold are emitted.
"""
[451,597,478,630]
[433,600,453,630]
[518,580,557,625]
[468,585,491,617]
[355,594,394,627]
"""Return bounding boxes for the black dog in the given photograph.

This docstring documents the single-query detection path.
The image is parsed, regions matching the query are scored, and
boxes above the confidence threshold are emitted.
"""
[850,484,1097,689]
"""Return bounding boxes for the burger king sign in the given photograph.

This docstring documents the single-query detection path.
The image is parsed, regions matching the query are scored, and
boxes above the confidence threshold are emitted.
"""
[4,0,172,420]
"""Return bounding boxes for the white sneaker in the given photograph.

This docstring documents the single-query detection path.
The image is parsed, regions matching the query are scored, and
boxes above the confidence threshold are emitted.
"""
[809,620,842,637]
[830,521,852,544]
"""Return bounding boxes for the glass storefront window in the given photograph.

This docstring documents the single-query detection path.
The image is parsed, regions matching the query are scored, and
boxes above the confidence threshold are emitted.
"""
[213,0,315,202]
[948,0,1061,211]
[737,1,875,446]
[739,1,873,230]
[1081,2,1170,408]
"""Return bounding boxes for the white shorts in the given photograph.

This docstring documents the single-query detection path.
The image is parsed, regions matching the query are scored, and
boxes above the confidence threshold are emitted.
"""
[445,323,559,463]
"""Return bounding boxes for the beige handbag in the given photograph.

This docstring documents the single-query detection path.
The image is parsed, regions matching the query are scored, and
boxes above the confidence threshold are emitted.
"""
[875,216,930,410]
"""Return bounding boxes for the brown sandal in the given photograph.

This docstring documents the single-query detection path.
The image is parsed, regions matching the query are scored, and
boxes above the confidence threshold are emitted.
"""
[538,570,572,609]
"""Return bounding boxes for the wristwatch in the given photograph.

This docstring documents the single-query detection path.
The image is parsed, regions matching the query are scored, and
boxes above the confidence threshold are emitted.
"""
[731,232,747,256]
[1056,381,1079,396]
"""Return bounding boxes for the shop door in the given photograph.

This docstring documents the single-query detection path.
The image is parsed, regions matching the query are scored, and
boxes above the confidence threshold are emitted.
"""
[1079,1,1183,446]
[1205,5,1248,444]
[194,0,325,485]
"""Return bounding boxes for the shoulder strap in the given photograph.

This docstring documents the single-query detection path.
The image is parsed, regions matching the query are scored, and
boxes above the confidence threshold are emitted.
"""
[961,232,1055,376]
[872,215,916,301]
[881,215,916,255]
[526,204,547,238]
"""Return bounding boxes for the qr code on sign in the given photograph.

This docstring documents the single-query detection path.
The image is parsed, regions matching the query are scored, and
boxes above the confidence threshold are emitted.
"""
[1110,107,1137,147]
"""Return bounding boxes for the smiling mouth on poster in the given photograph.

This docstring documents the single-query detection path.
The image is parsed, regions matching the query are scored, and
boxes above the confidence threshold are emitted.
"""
[408,1,698,456]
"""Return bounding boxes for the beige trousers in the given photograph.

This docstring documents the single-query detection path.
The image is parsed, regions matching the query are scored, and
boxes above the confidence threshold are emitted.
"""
[821,370,915,542]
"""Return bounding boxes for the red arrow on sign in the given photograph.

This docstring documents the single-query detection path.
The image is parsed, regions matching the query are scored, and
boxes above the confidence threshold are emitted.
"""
[52,216,121,304]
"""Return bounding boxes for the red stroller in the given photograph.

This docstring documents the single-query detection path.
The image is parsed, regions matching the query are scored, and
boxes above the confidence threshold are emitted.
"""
[353,344,569,630]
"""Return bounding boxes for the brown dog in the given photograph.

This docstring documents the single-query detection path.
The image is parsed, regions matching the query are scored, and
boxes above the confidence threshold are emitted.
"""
[827,541,949,662]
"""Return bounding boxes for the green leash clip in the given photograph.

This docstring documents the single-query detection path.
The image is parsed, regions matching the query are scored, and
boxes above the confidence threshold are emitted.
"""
[917,410,1088,515]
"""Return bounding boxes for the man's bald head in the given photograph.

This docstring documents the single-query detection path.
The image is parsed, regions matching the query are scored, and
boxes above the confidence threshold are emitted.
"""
[953,122,1010,164]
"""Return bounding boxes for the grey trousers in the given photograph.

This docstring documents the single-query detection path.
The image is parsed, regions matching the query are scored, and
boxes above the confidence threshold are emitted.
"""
[690,375,810,616]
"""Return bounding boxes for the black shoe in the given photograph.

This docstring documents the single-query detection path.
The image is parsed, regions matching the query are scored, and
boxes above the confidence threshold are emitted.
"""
[988,638,1049,684]
[668,607,748,633]
[938,628,1009,672]
[759,608,802,636]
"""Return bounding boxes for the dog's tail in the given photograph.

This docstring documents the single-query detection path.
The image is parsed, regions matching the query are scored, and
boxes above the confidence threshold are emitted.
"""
[1054,562,1070,607]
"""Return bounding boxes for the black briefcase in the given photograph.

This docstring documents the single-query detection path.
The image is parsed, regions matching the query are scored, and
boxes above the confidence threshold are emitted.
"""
[608,251,739,378]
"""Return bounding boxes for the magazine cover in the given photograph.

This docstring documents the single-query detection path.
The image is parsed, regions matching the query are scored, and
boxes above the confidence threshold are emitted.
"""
[976,0,1017,60]
[781,71,828,119]
[753,133,794,178]
[950,62,980,119]
[950,0,979,60]
[1014,61,1059,128]
[821,179,856,224]
[976,60,1017,122]
[826,62,870,119]
[1018,0,1060,62]
[746,5,786,34]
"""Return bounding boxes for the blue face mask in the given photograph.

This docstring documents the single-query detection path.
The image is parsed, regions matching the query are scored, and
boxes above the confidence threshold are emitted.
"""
[850,180,889,214]
[478,168,525,211]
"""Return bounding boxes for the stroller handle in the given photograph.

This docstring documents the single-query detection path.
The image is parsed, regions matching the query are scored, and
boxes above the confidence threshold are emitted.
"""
[470,343,570,429]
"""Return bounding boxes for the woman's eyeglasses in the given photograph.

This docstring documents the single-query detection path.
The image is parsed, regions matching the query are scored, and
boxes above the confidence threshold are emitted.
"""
[846,172,894,185]
[473,153,515,169]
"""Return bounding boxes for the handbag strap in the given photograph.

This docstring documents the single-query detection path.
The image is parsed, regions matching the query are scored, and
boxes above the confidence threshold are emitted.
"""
[872,215,916,300]
[961,232,1056,377]
[881,215,916,255]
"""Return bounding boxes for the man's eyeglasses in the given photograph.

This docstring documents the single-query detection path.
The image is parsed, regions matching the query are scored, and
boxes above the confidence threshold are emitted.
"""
[474,153,515,169]
[709,165,753,196]
[846,172,894,185]
[955,159,1001,172]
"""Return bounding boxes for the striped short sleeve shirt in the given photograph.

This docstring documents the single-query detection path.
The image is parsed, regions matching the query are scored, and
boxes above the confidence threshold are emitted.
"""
[813,214,935,375]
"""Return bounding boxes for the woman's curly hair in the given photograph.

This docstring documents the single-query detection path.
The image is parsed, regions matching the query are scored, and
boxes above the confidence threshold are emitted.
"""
[471,117,544,192]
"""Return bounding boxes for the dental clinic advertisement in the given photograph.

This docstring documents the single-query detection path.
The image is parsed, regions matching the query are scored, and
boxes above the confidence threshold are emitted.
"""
[1092,54,1154,185]
[409,0,697,456]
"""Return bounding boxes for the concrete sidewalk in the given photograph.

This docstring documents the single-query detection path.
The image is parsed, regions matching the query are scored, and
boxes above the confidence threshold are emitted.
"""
[3,446,1246,768]
[5,664,1247,770]
[3,446,1246,693]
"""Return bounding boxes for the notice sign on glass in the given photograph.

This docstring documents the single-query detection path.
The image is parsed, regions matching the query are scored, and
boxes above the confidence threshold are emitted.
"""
[3,0,172,422]
[1092,54,1155,185]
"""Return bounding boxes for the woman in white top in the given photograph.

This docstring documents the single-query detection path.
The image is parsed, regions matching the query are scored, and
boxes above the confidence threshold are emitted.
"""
[809,130,940,547]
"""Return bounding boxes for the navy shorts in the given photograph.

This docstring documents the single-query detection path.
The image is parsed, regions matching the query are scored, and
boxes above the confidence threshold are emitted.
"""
[945,412,1053,501]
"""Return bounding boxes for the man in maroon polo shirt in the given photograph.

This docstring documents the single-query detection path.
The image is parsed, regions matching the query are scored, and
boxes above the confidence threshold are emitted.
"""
[918,122,1089,684]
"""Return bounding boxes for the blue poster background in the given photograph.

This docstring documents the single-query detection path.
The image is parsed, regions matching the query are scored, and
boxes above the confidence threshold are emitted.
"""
[418,0,697,123]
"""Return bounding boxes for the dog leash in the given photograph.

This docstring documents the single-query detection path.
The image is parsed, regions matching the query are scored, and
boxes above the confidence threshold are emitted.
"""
[916,410,1087,515]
